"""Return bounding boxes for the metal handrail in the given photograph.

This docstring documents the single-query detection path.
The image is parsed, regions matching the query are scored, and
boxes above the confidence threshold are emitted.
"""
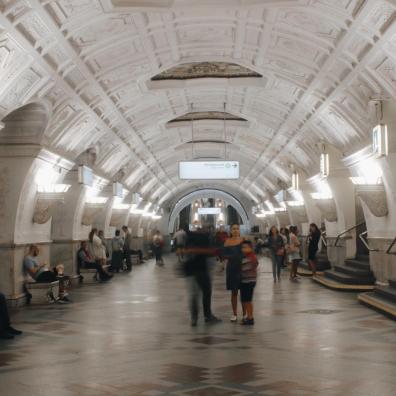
[334,222,366,247]
[320,231,327,248]
[358,231,379,252]
[386,236,396,255]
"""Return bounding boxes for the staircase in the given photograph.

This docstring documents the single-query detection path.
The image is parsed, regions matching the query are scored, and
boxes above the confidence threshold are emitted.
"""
[313,255,375,291]
[298,252,331,276]
[358,279,396,320]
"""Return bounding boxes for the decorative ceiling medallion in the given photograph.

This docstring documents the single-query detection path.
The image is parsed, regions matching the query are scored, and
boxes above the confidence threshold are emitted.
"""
[168,111,247,123]
[152,62,262,81]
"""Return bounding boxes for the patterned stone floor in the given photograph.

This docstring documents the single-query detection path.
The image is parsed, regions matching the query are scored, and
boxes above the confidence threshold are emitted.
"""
[1,255,396,396]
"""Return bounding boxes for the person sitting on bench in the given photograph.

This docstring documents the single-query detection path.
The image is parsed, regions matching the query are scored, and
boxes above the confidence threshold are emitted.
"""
[0,292,22,340]
[77,241,112,282]
[23,245,71,303]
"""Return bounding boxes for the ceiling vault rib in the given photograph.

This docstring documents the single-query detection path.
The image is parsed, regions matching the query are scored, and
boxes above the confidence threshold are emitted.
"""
[4,0,176,193]
[241,0,383,190]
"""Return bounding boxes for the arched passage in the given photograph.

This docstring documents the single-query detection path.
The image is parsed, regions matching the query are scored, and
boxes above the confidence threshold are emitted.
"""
[168,189,250,234]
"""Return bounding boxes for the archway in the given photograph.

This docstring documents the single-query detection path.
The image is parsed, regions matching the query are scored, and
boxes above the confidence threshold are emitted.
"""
[168,189,250,234]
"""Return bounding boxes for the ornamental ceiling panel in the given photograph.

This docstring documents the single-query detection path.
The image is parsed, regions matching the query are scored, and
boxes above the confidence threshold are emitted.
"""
[0,0,395,204]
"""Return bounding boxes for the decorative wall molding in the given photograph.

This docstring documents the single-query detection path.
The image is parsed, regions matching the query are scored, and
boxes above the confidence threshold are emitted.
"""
[356,184,388,218]
[314,199,337,222]
[33,193,65,224]
[81,203,105,226]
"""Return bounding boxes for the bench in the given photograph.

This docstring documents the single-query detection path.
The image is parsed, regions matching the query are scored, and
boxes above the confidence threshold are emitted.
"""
[131,254,141,265]
[70,274,82,288]
[80,265,110,284]
[25,280,60,304]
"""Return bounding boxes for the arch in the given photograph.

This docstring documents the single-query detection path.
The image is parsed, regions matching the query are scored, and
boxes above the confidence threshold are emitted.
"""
[168,188,250,234]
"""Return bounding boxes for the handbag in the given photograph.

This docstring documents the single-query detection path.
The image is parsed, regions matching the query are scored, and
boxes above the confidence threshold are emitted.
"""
[276,247,285,256]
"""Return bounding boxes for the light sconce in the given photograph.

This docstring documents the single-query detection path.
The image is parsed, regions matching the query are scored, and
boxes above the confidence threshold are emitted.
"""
[320,153,330,177]
[292,171,299,190]
[78,165,93,187]
[112,182,123,198]
[372,124,388,158]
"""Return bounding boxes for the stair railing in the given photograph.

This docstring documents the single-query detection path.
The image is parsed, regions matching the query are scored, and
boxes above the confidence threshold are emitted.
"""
[358,231,379,252]
[334,222,366,247]
[386,236,396,255]
[320,231,327,248]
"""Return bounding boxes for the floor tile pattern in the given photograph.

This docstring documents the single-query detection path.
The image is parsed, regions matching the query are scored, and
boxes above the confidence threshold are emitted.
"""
[1,256,396,395]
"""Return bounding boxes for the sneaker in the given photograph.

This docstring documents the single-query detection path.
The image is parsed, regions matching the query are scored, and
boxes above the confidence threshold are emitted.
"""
[7,326,22,336]
[59,296,72,303]
[205,315,222,324]
[230,315,238,322]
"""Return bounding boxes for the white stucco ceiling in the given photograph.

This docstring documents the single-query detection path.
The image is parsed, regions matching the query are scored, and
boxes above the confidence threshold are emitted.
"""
[1,0,396,207]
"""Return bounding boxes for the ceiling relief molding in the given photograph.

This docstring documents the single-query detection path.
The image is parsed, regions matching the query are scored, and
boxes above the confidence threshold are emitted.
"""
[314,199,337,222]
[152,62,262,81]
[356,184,388,218]
[81,203,105,226]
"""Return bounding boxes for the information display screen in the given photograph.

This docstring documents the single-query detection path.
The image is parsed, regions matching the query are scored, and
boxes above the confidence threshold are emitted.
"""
[179,161,239,180]
[197,207,221,215]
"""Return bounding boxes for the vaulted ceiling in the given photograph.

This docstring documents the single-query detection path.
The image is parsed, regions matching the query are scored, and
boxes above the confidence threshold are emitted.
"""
[1,0,396,207]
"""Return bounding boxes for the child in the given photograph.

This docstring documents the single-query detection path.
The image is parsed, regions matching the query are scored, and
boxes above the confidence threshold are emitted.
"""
[240,240,259,325]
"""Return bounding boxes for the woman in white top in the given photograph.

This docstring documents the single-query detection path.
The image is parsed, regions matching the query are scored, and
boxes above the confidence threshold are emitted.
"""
[89,228,107,266]
[288,225,301,281]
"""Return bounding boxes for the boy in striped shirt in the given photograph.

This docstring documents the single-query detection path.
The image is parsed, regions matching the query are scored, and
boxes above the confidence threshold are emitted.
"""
[240,240,259,325]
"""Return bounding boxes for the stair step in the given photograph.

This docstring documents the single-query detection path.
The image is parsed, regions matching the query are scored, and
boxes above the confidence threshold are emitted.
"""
[358,292,396,320]
[389,279,396,289]
[375,286,396,303]
[344,259,371,271]
[324,270,375,285]
[356,255,370,262]
[334,264,373,278]
[313,275,375,291]
[300,260,331,272]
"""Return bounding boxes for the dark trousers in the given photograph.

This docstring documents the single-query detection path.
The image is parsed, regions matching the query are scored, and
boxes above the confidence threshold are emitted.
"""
[111,251,124,271]
[124,251,132,271]
[190,270,212,321]
[153,247,162,263]
[0,293,10,332]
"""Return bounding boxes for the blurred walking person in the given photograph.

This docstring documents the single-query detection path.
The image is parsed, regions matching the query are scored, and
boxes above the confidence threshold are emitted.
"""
[267,226,284,283]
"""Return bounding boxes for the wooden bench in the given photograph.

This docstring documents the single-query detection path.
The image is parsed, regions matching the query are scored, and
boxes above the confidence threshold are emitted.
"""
[25,280,60,304]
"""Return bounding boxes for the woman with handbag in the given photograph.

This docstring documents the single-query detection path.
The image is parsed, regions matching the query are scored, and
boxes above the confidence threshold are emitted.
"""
[288,225,302,281]
[267,226,284,283]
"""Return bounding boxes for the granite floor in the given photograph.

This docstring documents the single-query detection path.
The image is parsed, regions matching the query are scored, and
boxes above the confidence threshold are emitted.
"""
[1,255,396,396]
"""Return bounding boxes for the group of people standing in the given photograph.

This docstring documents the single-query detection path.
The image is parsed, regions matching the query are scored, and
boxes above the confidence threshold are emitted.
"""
[267,223,322,282]
[181,222,322,327]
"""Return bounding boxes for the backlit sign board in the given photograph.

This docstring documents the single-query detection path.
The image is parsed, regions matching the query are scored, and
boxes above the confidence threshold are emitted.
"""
[179,161,239,180]
[197,207,222,215]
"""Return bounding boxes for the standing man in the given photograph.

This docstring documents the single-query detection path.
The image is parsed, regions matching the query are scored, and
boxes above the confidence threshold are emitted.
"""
[122,226,133,272]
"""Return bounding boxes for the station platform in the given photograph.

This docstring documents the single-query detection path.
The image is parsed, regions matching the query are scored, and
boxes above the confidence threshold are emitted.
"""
[1,255,396,396]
